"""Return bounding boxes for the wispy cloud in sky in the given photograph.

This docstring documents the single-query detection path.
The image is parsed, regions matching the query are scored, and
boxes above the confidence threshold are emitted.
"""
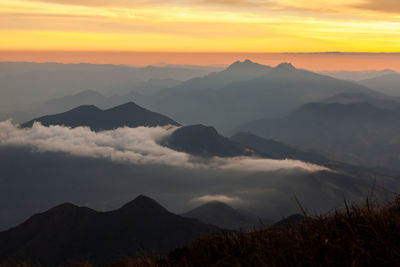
[0,0,399,53]
[352,0,400,13]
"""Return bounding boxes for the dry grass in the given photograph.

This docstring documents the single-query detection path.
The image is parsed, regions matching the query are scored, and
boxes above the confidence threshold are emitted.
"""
[3,197,400,266]
[110,196,400,267]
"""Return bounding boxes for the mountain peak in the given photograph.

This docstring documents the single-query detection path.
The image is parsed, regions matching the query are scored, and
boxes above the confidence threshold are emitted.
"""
[275,62,296,71]
[119,195,168,213]
[69,105,102,113]
[163,124,252,157]
[226,60,269,72]
[105,101,143,111]
[22,102,180,130]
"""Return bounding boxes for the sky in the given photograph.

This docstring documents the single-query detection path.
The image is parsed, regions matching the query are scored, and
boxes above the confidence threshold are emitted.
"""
[0,0,399,67]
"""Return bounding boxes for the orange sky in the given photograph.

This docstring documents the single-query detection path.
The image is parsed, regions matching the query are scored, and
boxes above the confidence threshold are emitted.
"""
[0,0,399,69]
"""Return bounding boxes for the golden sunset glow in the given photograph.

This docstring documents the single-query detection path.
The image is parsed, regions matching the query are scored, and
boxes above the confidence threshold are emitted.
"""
[0,0,399,53]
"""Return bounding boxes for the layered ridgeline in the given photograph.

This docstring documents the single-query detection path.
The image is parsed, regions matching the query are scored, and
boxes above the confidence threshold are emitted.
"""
[21,102,180,131]
[0,62,214,114]
[359,72,400,97]
[5,60,385,130]
[0,195,220,266]
[2,102,398,235]
[319,92,400,110]
[234,102,400,171]
[146,60,381,132]
[319,69,397,81]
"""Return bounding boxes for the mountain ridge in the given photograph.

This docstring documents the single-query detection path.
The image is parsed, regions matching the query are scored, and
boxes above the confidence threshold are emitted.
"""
[0,195,220,265]
[21,101,180,131]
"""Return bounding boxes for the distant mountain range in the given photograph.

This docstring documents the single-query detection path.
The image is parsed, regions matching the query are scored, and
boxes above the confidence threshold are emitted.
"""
[22,102,180,131]
[3,61,390,131]
[320,92,400,109]
[0,195,220,265]
[0,62,213,114]
[234,102,400,171]
[146,60,381,132]
[319,69,397,81]
[358,73,400,97]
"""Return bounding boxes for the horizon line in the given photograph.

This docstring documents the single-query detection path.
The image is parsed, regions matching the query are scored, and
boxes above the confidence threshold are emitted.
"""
[2,50,400,54]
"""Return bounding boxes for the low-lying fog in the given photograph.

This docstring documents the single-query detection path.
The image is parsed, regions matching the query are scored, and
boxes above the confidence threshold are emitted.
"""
[0,121,395,230]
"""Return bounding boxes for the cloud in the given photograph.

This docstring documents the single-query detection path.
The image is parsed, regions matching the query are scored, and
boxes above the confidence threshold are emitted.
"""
[214,157,328,173]
[25,0,274,8]
[190,194,243,204]
[351,0,400,13]
[0,120,328,173]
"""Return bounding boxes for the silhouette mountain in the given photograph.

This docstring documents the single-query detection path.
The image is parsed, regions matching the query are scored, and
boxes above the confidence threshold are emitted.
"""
[162,125,253,157]
[234,102,400,170]
[181,201,260,230]
[0,195,220,265]
[148,61,380,132]
[21,102,180,131]
[158,59,273,94]
[274,62,296,71]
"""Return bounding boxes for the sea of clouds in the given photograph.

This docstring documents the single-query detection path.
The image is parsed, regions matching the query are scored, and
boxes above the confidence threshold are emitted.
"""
[0,120,328,173]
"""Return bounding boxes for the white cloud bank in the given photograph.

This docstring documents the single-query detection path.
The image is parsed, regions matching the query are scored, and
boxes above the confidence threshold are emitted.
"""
[190,194,243,204]
[0,121,328,173]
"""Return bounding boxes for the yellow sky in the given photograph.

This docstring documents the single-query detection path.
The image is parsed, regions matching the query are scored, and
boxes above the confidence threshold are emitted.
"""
[0,0,399,52]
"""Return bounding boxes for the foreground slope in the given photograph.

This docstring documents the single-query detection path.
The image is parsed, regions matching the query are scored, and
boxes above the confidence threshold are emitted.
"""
[126,196,400,267]
[0,195,220,265]
[21,102,180,130]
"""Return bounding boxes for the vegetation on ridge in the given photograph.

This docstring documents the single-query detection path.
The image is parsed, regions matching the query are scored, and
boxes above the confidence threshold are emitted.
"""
[110,196,400,267]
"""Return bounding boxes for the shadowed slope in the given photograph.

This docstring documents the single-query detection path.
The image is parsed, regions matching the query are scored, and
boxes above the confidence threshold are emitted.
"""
[181,201,260,230]
[0,195,219,265]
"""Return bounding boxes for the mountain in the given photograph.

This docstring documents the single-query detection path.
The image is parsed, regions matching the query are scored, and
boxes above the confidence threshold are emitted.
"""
[0,89,151,124]
[162,125,253,157]
[358,73,400,96]
[231,132,328,165]
[21,102,180,131]
[0,195,220,265]
[181,201,261,230]
[0,62,213,114]
[234,102,400,170]
[158,59,274,94]
[319,69,397,81]
[148,61,380,132]
[320,92,400,109]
